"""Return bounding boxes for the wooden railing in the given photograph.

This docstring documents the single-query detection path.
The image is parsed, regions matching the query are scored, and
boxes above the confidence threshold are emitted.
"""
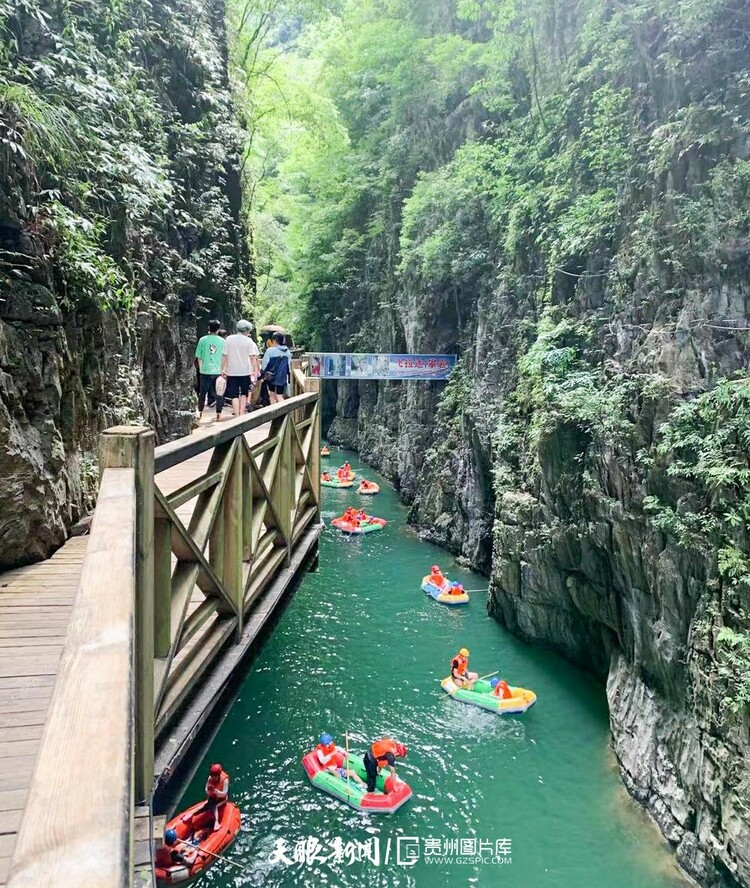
[8,382,320,888]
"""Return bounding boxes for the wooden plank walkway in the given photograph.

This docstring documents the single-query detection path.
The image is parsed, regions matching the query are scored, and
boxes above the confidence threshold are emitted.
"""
[0,413,270,885]
[0,537,88,885]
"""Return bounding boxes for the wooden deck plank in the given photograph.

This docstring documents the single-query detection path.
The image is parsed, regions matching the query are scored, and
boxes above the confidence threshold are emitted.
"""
[0,533,83,882]
[0,810,21,836]
[0,743,39,761]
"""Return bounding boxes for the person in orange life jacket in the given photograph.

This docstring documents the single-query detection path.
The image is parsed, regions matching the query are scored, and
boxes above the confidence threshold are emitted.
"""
[363,738,407,793]
[449,582,465,596]
[451,647,478,688]
[316,733,365,785]
[429,565,446,589]
[184,763,229,831]
[155,828,195,870]
[322,471,331,481]
[491,678,513,699]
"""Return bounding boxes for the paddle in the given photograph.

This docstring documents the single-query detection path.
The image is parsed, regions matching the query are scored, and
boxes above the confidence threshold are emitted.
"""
[345,729,351,799]
[175,838,244,871]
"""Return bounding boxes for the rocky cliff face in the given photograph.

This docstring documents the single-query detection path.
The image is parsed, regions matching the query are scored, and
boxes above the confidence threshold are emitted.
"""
[322,2,750,884]
[0,0,247,567]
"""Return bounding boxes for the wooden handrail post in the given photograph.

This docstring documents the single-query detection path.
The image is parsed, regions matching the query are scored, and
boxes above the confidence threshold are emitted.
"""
[223,439,244,632]
[100,425,155,805]
[153,516,172,658]
[305,377,322,521]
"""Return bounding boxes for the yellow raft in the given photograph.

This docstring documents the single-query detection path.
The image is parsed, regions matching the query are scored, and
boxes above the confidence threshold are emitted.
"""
[440,677,536,714]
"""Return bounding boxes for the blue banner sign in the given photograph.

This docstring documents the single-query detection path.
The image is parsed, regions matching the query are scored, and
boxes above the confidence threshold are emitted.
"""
[308,353,456,380]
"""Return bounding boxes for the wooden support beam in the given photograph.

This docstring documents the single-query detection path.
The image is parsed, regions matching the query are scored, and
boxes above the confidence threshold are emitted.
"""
[100,425,155,806]
[7,469,136,888]
[166,470,223,510]
[153,517,171,659]
[305,379,322,521]
[222,441,244,635]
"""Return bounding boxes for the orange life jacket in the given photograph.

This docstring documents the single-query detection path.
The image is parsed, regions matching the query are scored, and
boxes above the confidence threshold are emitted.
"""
[322,473,330,480]
[315,741,337,765]
[452,654,468,676]
[493,680,512,699]
[450,584,463,595]
[370,738,397,764]
[206,769,229,799]
[430,571,445,586]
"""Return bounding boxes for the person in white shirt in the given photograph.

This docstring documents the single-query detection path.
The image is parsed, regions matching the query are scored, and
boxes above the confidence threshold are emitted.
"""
[220,319,260,418]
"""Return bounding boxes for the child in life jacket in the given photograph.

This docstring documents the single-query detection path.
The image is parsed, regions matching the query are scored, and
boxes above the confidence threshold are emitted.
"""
[315,733,366,786]
[490,678,513,699]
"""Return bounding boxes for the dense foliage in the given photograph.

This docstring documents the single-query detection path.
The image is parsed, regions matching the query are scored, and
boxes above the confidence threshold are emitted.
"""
[1,0,246,318]
[230,0,750,718]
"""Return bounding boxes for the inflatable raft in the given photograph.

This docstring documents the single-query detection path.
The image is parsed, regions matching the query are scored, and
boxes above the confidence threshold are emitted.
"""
[321,477,353,488]
[331,515,387,534]
[358,481,380,495]
[421,576,469,605]
[156,800,241,884]
[440,677,536,714]
[302,748,412,813]
[321,446,331,456]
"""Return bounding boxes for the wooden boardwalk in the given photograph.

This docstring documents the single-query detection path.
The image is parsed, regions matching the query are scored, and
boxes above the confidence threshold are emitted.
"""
[0,537,88,885]
[0,415,280,885]
[2,376,320,888]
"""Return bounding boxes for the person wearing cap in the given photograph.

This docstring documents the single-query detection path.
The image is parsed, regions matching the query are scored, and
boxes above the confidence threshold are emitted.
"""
[183,762,229,831]
[315,732,365,785]
[221,319,260,418]
[451,647,478,688]
[363,738,407,793]
[195,319,225,422]
[260,331,292,404]
[428,564,447,590]
[154,828,194,870]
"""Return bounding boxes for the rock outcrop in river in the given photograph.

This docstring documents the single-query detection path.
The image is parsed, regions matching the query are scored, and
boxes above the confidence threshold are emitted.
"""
[0,0,247,566]
[316,2,750,884]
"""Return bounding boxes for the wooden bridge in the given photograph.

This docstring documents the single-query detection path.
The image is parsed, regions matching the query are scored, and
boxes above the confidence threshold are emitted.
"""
[0,371,321,887]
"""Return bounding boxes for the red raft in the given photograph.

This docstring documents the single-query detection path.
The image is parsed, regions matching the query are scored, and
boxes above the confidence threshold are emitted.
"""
[330,515,387,535]
[302,749,412,813]
[155,800,241,884]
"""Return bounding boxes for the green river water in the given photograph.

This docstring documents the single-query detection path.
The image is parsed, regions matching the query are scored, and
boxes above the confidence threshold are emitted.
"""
[183,450,687,888]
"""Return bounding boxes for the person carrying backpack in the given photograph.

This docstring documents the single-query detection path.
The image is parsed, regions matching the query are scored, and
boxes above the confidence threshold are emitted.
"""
[261,332,292,403]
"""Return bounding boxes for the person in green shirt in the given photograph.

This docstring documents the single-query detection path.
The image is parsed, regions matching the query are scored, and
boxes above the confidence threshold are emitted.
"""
[195,319,226,421]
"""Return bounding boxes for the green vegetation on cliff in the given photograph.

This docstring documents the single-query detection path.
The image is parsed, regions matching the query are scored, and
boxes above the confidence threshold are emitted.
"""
[0,0,248,565]
[231,1,750,884]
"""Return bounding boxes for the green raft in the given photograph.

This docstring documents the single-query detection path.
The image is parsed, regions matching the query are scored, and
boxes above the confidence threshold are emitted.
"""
[440,677,537,714]
[321,478,353,488]
[302,751,412,813]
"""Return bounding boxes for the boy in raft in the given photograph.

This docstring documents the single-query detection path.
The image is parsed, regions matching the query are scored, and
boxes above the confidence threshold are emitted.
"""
[183,763,229,831]
[363,738,408,793]
[449,582,465,596]
[451,647,478,688]
[322,471,331,481]
[316,733,366,785]
[491,678,513,699]
[155,828,196,870]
